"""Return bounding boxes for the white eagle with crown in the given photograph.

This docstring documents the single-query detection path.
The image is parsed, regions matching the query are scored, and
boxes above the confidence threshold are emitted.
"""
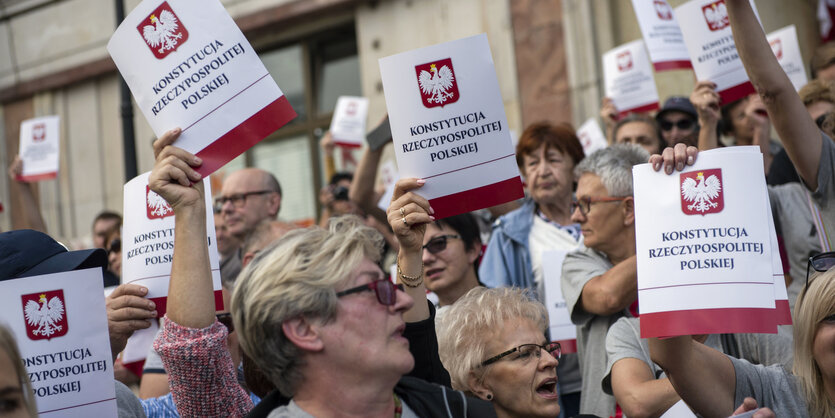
[147,187,173,217]
[418,63,455,105]
[681,171,722,213]
[24,294,65,338]
[704,1,729,29]
[143,10,183,54]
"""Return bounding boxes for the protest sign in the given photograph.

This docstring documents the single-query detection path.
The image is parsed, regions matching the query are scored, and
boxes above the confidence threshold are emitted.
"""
[329,96,370,148]
[603,40,660,116]
[767,25,808,91]
[660,400,697,418]
[633,147,777,337]
[121,172,221,316]
[0,268,116,416]
[576,118,608,156]
[675,0,759,103]
[630,0,693,71]
[17,116,60,182]
[542,250,577,353]
[108,0,296,177]
[379,33,524,219]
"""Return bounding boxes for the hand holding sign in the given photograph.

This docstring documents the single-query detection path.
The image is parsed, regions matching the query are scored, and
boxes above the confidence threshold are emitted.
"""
[149,128,204,209]
[105,284,156,361]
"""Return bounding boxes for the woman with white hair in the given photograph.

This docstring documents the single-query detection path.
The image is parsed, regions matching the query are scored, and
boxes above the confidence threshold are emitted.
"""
[0,324,37,418]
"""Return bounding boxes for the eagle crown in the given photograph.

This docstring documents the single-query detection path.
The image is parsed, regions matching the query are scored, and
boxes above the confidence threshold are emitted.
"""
[39,294,46,302]
[430,64,437,72]
[150,14,158,23]
[697,172,704,179]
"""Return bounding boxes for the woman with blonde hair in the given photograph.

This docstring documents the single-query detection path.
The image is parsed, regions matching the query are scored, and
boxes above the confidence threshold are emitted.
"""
[0,324,38,417]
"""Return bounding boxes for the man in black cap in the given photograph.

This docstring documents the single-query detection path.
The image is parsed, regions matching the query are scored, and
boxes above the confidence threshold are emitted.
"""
[655,96,699,147]
[0,229,157,417]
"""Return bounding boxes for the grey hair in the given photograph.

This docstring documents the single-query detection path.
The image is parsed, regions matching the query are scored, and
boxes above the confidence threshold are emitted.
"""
[435,287,549,394]
[0,324,37,417]
[573,143,649,196]
[230,215,383,397]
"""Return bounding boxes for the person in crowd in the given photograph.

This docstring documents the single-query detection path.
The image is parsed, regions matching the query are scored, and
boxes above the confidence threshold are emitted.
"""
[92,210,122,250]
[318,172,359,228]
[0,324,38,418]
[479,122,583,416]
[655,96,699,147]
[811,41,835,81]
[613,114,665,155]
[422,213,483,310]
[560,143,648,417]
[435,287,561,418]
[105,228,122,279]
[214,209,241,285]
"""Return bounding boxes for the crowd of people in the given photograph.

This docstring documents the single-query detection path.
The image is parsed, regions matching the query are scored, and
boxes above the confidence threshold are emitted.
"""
[2,0,835,417]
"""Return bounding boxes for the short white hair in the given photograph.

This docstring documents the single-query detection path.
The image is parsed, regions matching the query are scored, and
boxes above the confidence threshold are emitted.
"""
[574,143,649,196]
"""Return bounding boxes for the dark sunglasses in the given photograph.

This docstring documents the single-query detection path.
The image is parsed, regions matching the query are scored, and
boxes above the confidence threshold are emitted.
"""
[108,238,121,254]
[216,312,234,332]
[659,119,695,131]
[806,251,835,290]
[481,342,561,366]
[336,279,404,306]
[422,234,461,254]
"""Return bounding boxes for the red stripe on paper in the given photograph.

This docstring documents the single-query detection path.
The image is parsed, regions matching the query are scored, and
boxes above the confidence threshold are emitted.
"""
[639,307,777,338]
[617,102,660,118]
[194,95,297,177]
[149,289,224,318]
[334,141,362,148]
[653,60,692,72]
[776,299,793,325]
[718,81,756,105]
[555,339,577,354]
[16,172,57,182]
[428,177,524,220]
[40,397,117,414]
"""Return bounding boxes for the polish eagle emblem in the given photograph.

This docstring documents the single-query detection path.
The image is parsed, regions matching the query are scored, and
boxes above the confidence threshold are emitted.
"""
[702,0,729,31]
[680,169,724,215]
[138,2,188,59]
[22,291,67,340]
[146,185,174,219]
[415,58,460,108]
[654,0,673,20]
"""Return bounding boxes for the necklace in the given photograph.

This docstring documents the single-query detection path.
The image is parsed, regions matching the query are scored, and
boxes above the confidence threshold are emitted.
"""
[394,393,402,418]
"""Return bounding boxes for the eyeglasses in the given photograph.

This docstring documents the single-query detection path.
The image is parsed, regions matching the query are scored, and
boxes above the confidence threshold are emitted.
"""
[214,190,273,209]
[806,251,835,290]
[481,342,561,366]
[659,119,695,131]
[108,238,121,254]
[422,234,461,254]
[216,312,234,332]
[571,196,628,216]
[336,279,404,306]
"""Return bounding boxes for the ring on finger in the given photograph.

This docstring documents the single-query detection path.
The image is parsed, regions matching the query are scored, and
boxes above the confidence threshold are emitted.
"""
[400,207,406,217]
[402,216,409,227]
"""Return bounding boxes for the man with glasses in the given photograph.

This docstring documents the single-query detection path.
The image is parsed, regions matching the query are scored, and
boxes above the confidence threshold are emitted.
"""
[559,143,649,418]
[655,97,699,148]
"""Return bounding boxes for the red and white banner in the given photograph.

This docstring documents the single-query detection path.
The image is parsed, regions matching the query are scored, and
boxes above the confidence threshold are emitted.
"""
[603,40,660,116]
[379,34,523,219]
[0,268,117,416]
[542,250,577,354]
[767,25,808,92]
[576,118,608,157]
[18,116,60,182]
[631,0,693,71]
[121,172,222,316]
[675,0,760,104]
[107,0,296,177]
[633,146,778,338]
[329,96,369,148]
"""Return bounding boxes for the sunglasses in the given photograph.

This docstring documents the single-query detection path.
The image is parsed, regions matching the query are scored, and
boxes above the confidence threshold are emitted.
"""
[422,234,461,254]
[659,119,695,131]
[216,312,234,332]
[806,251,835,290]
[336,279,404,306]
[481,342,561,366]
[108,238,121,254]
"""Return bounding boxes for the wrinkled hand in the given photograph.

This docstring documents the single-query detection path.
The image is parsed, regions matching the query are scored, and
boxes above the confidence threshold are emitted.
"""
[690,81,721,125]
[600,97,618,130]
[319,185,335,209]
[107,284,156,361]
[148,128,204,211]
[649,143,699,174]
[7,155,23,181]
[386,178,434,253]
[320,131,335,154]
[731,397,775,418]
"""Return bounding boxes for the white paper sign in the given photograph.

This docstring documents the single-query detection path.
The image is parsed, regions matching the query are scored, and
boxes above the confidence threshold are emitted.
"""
[660,400,697,418]
[603,40,660,116]
[675,0,760,104]
[0,268,117,417]
[330,96,370,148]
[633,147,777,337]
[377,161,400,212]
[121,319,159,364]
[18,116,60,182]
[767,25,808,92]
[379,34,524,219]
[121,172,222,316]
[107,0,296,177]
[631,0,693,71]
[542,250,577,349]
[576,118,608,156]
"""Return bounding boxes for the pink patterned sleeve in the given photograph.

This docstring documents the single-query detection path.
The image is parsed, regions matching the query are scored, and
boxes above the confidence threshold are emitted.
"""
[154,316,254,417]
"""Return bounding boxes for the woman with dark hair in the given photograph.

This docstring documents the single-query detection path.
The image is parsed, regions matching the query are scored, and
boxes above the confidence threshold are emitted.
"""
[422,213,483,308]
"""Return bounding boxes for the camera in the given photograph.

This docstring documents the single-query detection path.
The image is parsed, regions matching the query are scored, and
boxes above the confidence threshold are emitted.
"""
[332,186,350,201]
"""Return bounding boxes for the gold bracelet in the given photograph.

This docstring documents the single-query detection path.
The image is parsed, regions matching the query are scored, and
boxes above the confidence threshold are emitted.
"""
[397,260,424,288]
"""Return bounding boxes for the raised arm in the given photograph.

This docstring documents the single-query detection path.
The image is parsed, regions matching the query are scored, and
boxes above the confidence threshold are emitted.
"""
[349,117,391,224]
[691,81,721,151]
[579,255,638,316]
[610,358,679,418]
[726,0,822,189]
[8,156,47,233]
[649,336,736,417]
